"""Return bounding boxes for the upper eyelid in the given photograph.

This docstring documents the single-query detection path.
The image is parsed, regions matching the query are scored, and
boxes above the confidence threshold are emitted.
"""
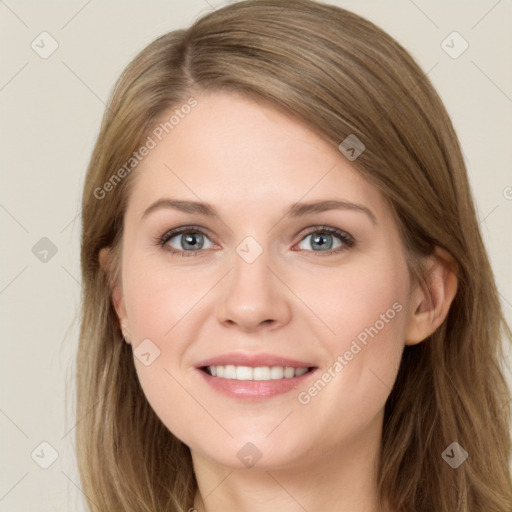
[161,225,216,242]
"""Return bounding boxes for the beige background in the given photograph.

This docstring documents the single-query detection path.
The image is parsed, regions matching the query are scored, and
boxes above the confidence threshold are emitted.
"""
[0,0,511,510]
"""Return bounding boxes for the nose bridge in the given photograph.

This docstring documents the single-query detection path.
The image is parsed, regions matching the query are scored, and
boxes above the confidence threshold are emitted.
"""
[216,239,291,330]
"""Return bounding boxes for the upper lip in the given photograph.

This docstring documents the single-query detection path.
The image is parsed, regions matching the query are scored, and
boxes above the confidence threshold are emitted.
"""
[195,352,316,369]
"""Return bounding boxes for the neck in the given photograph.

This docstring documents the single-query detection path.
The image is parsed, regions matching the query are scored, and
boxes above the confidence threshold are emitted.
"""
[191,415,388,512]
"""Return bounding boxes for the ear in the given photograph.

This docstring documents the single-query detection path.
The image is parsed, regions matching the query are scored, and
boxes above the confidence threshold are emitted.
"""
[99,247,132,345]
[404,247,458,346]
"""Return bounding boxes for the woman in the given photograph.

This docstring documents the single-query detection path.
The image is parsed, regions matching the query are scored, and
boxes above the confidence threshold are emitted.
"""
[76,0,512,510]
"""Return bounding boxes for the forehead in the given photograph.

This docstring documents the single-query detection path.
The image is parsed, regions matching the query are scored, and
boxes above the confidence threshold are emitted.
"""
[126,91,387,221]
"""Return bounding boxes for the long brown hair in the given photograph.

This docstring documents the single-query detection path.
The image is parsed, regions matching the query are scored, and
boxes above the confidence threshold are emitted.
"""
[77,1,512,510]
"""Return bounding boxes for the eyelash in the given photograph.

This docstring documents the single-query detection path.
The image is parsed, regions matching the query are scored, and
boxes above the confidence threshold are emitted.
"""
[154,225,355,258]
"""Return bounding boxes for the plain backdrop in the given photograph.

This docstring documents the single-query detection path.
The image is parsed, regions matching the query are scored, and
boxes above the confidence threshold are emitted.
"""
[0,1,511,510]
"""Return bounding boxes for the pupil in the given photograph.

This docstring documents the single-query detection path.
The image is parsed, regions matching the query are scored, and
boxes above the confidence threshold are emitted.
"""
[313,233,332,250]
[183,233,201,249]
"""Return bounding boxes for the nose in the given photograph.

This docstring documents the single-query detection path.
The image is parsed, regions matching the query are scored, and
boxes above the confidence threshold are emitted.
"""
[216,247,292,332]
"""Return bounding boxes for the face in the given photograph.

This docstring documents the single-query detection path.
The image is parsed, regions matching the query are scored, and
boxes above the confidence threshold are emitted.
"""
[108,90,418,471]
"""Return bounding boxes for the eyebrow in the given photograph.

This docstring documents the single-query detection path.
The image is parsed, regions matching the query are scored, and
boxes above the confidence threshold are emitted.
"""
[141,198,377,225]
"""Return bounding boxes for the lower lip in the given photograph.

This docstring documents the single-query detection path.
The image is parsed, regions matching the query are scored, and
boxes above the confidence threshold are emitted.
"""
[197,368,317,400]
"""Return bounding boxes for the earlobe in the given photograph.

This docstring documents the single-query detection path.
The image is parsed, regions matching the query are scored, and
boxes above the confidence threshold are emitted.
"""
[404,247,458,346]
[99,247,132,345]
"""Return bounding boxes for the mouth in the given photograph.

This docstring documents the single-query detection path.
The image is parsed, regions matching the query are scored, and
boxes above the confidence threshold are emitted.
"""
[200,365,316,381]
[195,353,318,400]
[196,352,318,402]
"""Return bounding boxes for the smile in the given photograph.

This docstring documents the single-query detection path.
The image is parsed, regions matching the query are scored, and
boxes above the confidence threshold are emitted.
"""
[202,365,312,380]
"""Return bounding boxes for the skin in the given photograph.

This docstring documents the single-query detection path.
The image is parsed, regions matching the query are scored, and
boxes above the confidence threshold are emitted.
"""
[100,90,458,512]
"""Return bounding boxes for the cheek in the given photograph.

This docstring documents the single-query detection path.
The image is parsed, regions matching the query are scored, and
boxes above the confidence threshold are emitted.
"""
[122,254,202,343]
[299,255,409,404]
[309,254,409,347]
[121,260,203,444]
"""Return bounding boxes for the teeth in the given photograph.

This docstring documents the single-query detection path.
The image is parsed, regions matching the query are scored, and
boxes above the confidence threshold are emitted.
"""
[283,366,295,378]
[224,365,236,379]
[270,366,284,379]
[253,366,270,380]
[236,366,253,380]
[206,365,310,380]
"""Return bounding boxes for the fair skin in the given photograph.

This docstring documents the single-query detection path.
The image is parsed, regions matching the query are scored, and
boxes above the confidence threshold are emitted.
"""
[100,91,457,512]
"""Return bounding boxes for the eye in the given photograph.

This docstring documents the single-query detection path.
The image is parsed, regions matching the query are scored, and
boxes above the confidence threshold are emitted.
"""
[158,227,215,257]
[155,225,355,257]
[295,226,355,255]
